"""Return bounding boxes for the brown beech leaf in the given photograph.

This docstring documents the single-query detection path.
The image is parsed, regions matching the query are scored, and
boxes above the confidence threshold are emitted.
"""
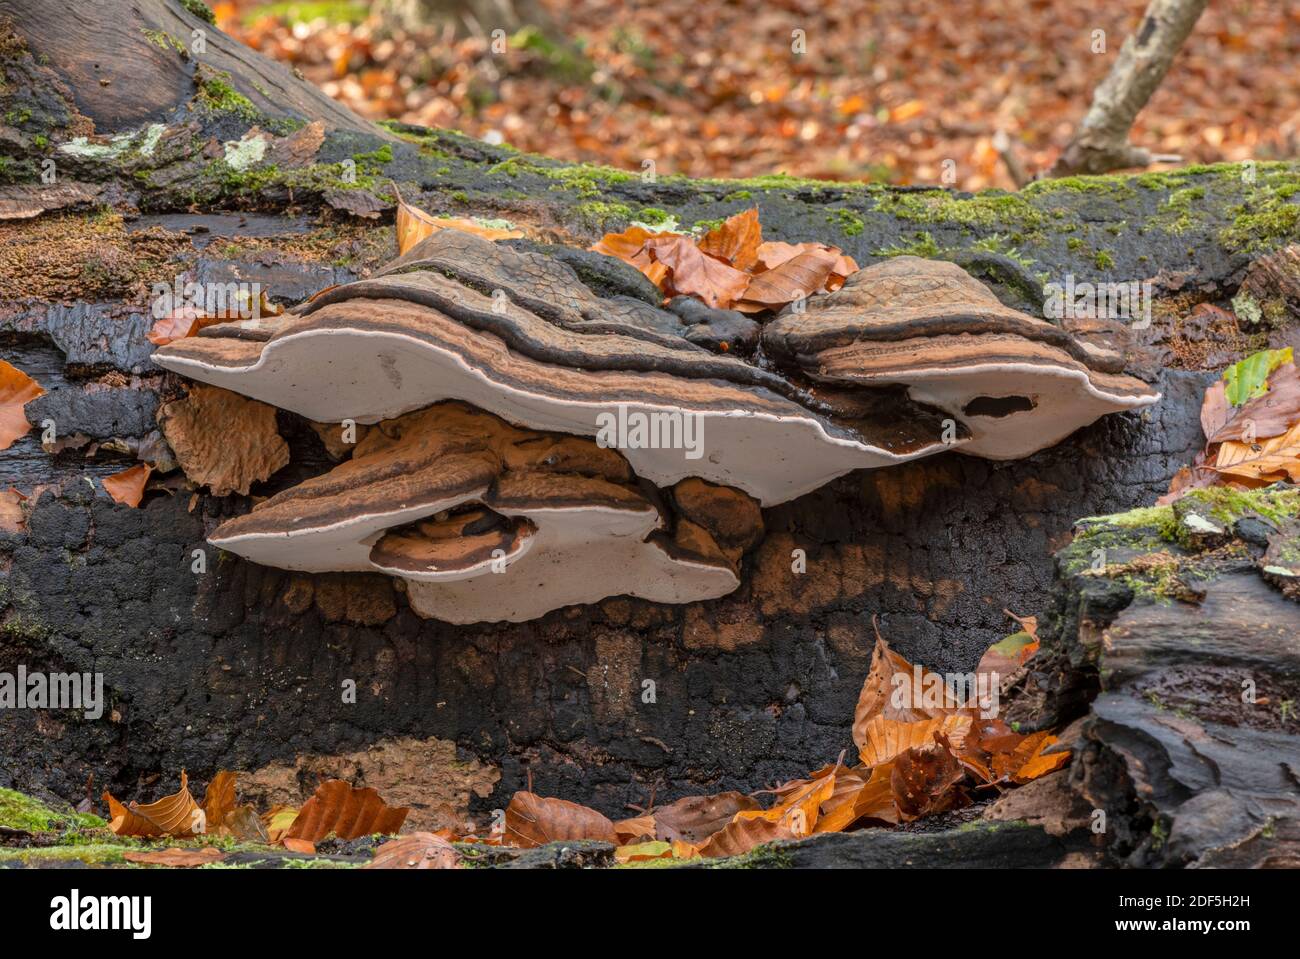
[991,731,1071,784]
[644,235,752,309]
[891,738,966,821]
[396,191,522,255]
[157,385,289,496]
[698,208,762,271]
[283,837,316,854]
[104,771,201,838]
[590,224,678,287]
[102,464,152,508]
[222,805,269,842]
[694,812,793,858]
[201,771,238,832]
[613,814,656,844]
[503,791,617,848]
[123,847,226,868]
[857,714,972,767]
[1208,363,1300,444]
[755,240,858,282]
[0,360,44,452]
[815,763,899,832]
[1213,420,1300,483]
[283,779,410,843]
[733,768,837,838]
[853,623,969,748]
[146,306,223,347]
[652,792,761,844]
[365,832,461,869]
[734,247,838,312]
[0,487,27,534]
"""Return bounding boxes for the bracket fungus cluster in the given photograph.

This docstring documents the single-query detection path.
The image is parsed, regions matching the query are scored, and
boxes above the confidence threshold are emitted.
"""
[153,230,1159,623]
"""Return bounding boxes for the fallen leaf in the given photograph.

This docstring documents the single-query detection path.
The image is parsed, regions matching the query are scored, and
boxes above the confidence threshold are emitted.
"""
[222,805,269,842]
[733,247,838,312]
[104,771,201,838]
[891,738,966,821]
[201,771,238,832]
[122,847,226,868]
[0,487,27,534]
[102,464,152,508]
[698,208,762,271]
[146,306,224,347]
[1213,420,1300,482]
[263,805,299,843]
[366,831,461,869]
[857,714,971,767]
[282,837,316,854]
[157,385,289,496]
[590,224,679,287]
[1223,347,1293,406]
[614,840,674,863]
[1208,363,1300,443]
[644,234,752,309]
[613,814,656,844]
[503,791,617,848]
[283,779,409,843]
[396,190,522,255]
[0,360,44,452]
[652,792,761,843]
[853,623,968,748]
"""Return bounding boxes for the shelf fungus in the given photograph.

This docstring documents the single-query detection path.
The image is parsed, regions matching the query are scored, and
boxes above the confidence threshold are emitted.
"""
[208,403,760,623]
[762,257,1161,459]
[153,232,1160,622]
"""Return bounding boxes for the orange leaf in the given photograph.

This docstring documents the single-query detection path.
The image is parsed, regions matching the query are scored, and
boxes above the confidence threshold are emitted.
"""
[104,771,201,838]
[503,791,617,848]
[282,837,316,854]
[698,208,762,271]
[366,832,461,869]
[644,235,752,309]
[734,247,838,312]
[396,191,522,256]
[283,779,409,843]
[201,771,238,832]
[857,714,972,767]
[146,306,221,347]
[613,814,656,843]
[891,740,966,821]
[651,792,760,843]
[122,847,226,868]
[102,464,153,508]
[0,360,44,452]
[853,624,970,749]
[0,486,27,534]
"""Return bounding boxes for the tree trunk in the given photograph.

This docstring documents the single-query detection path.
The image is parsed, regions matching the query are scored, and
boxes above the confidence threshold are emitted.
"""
[1,0,1297,865]
[1049,0,1209,176]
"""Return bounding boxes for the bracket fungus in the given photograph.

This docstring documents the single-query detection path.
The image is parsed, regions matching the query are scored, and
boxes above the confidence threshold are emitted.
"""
[208,403,759,623]
[152,232,1160,622]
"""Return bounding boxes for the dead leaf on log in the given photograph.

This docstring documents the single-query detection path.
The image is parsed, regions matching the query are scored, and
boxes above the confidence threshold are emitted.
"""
[283,779,410,843]
[0,360,44,452]
[283,837,316,854]
[395,190,522,255]
[652,791,760,843]
[891,738,966,821]
[264,805,299,843]
[697,208,762,271]
[614,840,674,863]
[733,247,838,313]
[857,714,971,767]
[503,791,617,848]
[157,385,289,496]
[613,814,656,843]
[201,771,238,832]
[146,306,225,347]
[645,234,752,309]
[104,771,201,838]
[366,832,461,869]
[102,463,152,508]
[122,847,226,868]
[0,487,28,534]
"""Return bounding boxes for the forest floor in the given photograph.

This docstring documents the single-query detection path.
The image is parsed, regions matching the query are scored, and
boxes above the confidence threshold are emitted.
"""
[213,0,1300,190]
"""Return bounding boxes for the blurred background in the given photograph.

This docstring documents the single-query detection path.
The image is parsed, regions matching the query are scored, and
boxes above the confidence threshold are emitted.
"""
[211,0,1300,189]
